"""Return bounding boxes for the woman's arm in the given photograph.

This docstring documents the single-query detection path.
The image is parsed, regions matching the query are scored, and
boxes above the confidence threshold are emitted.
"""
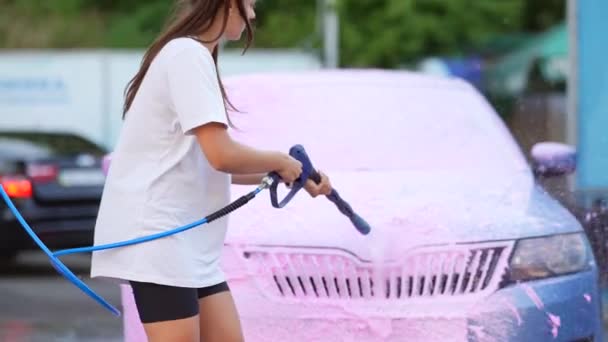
[231,173,266,185]
[192,122,302,183]
[193,123,332,194]
[193,123,283,173]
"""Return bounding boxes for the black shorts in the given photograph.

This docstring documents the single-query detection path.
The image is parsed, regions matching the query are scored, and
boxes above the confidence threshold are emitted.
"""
[130,281,230,324]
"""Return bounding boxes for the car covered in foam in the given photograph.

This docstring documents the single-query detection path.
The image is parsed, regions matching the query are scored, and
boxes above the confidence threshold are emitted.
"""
[118,70,602,341]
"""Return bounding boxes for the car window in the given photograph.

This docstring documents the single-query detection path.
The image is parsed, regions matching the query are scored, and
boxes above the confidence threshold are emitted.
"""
[0,132,106,159]
[228,81,528,174]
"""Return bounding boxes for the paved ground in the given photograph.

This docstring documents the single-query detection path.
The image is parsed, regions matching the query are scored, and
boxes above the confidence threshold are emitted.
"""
[0,252,123,342]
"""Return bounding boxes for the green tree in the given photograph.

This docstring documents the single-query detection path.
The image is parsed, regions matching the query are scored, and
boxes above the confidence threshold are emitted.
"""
[246,0,317,49]
[0,0,106,48]
[337,0,525,67]
[0,0,565,68]
[522,0,565,31]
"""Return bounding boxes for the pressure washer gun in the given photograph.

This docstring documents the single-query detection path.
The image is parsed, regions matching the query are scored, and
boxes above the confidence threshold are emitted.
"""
[89,144,371,242]
[264,144,371,235]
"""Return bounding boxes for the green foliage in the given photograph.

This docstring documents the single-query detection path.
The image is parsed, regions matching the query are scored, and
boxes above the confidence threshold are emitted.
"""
[337,0,525,67]
[0,0,105,48]
[248,0,318,49]
[522,0,565,31]
[103,2,174,48]
[0,0,565,67]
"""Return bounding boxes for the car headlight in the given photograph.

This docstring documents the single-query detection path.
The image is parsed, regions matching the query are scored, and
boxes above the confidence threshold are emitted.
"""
[507,233,592,283]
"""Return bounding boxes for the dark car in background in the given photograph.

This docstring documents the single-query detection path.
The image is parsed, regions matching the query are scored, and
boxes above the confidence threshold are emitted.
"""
[0,131,106,263]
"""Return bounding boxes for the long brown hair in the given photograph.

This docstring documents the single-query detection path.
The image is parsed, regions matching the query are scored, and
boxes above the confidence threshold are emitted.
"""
[122,0,254,119]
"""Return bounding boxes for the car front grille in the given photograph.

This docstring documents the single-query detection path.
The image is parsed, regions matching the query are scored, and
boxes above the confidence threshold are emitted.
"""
[242,242,514,302]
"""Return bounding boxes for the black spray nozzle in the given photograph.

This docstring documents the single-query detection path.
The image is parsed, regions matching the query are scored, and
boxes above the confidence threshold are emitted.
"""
[269,144,371,235]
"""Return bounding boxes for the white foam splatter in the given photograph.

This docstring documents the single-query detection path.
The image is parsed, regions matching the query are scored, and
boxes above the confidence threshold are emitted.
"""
[468,324,486,339]
[521,284,544,310]
[501,298,523,326]
[519,284,563,339]
[547,313,561,339]
[584,293,592,303]
[366,319,393,339]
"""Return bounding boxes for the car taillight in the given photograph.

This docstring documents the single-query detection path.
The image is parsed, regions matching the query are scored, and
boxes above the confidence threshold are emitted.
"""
[1,176,33,199]
[26,164,58,183]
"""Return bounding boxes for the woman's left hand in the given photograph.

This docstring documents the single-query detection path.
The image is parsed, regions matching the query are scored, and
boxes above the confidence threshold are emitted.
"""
[304,170,332,198]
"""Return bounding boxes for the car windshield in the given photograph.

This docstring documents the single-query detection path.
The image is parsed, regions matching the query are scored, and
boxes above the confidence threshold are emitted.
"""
[228,78,529,174]
[0,132,106,159]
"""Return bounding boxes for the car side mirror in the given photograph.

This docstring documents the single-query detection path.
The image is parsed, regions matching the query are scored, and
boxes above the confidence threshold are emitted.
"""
[530,142,576,177]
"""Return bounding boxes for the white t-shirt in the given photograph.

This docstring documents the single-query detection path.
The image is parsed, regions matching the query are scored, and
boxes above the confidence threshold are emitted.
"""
[90,37,231,288]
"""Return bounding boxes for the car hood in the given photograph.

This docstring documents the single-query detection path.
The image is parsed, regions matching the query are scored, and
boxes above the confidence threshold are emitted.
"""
[225,170,582,260]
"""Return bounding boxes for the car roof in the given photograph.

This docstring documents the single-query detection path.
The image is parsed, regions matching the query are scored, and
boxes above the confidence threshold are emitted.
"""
[224,69,528,174]
[225,69,472,90]
[0,130,106,160]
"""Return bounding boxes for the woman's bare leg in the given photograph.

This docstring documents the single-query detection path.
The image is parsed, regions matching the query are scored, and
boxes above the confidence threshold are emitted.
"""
[142,316,200,342]
[198,291,244,342]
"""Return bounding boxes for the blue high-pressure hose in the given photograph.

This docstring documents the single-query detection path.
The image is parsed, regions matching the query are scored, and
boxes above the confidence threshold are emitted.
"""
[0,181,267,316]
[53,186,265,257]
[0,144,371,316]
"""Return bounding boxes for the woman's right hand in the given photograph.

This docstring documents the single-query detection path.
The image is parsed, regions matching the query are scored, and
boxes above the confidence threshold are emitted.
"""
[275,153,303,184]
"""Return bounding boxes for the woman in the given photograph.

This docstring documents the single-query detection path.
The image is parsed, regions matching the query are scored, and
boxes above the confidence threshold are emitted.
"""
[90,0,332,341]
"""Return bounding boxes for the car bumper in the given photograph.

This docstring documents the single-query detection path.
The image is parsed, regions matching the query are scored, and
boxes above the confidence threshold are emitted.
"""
[119,266,603,342]
[0,201,98,251]
[467,269,603,341]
